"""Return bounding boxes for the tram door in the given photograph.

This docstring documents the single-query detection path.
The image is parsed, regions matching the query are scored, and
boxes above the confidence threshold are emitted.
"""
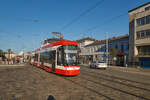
[51,50,56,72]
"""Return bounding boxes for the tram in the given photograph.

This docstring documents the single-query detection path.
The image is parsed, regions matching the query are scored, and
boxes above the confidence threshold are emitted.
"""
[30,40,80,76]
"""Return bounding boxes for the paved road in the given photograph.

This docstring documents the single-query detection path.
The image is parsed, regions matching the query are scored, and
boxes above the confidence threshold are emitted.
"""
[0,64,150,100]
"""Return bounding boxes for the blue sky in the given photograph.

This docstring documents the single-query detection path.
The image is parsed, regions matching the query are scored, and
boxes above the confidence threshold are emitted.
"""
[0,0,148,53]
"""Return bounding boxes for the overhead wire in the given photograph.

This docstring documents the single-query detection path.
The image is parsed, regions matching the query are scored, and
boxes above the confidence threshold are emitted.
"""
[60,0,105,31]
[85,0,147,34]
[86,12,128,33]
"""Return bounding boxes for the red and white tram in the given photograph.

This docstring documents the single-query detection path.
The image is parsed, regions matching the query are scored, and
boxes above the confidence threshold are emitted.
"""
[30,40,80,76]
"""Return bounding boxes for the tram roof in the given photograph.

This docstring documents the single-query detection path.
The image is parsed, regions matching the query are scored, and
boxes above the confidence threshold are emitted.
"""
[41,40,78,50]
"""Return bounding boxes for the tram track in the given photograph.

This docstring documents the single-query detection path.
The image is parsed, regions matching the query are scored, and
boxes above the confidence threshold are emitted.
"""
[32,65,150,100]
[63,77,115,100]
[63,75,150,100]
[64,74,150,100]
[82,70,150,92]
[78,66,150,99]
[33,67,115,100]
[82,66,150,86]
[80,75,150,100]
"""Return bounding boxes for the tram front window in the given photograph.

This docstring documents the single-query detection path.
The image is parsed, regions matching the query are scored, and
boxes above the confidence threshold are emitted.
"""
[57,45,78,66]
[64,53,77,66]
[63,45,77,50]
[63,45,78,66]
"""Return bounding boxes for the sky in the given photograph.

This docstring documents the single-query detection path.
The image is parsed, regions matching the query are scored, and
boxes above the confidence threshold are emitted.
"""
[0,0,149,53]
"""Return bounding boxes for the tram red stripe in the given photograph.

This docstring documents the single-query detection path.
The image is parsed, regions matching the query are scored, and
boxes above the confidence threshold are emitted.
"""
[42,40,78,49]
[55,68,80,76]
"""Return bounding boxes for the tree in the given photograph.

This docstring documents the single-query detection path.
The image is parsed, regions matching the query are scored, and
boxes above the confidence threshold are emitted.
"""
[0,49,6,60]
[110,47,119,59]
[0,49,5,57]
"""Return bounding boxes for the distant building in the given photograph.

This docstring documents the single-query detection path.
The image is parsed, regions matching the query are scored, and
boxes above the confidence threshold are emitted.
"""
[5,52,16,59]
[76,37,96,55]
[77,34,129,66]
[108,34,129,66]
[82,40,106,64]
[129,2,150,68]
[76,37,96,64]
[76,37,96,48]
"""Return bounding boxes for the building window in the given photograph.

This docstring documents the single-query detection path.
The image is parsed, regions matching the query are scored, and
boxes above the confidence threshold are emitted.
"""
[137,30,148,39]
[136,15,150,26]
[146,30,150,37]
[138,46,150,55]
[115,44,118,49]
[136,30,150,39]
[141,31,145,38]
[136,19,141,26]
[146,15,150,24]
[121,44,124,51]
[127,44,129,50]
[145,6,150,11]
[141,17,145,25]
[137,32,141,39]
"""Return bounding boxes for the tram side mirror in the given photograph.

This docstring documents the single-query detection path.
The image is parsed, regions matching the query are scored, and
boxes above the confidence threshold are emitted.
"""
[47,95,56,100]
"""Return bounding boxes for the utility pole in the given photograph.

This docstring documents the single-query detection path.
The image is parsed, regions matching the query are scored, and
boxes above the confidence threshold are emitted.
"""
[8,49,11,64]
[106,33,109,65]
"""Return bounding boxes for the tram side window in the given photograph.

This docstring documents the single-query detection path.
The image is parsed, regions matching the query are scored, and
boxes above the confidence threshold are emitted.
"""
[40,50,56,64]
[40,51,50,63]
[44,51,50,63]
[34,54,38,61]
[40,52,44,62]
[57,47,63,65]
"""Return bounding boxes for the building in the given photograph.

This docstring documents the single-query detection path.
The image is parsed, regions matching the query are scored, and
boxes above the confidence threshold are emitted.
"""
[76,37,96,64]
[77,37,96,48]
[80,40,106,64]
[77,34,129,66]
[129,2,150,68]
[76,37,96,54]
[108,34,129,66]
[5,52,16,59]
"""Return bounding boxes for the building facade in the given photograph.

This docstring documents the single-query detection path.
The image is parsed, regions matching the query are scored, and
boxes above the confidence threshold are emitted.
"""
[77,37,96,64]
[82,40,106,63]
[129,2,150,68]
[77,35,129,66]
[108,34,129,66]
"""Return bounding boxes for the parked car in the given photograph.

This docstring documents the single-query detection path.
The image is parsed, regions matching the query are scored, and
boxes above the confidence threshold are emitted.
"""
[90,61,107,69]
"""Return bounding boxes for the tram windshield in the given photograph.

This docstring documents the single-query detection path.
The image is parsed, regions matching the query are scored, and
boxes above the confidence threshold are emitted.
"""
[64,45,78,66]
[64,53,77,66]
[57,45,78,66]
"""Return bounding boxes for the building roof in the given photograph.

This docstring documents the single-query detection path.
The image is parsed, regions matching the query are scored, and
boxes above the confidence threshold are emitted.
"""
[109,34,129,42]
[128,2,150,13]
[76,37,96,42]
[85,34,129,47]
[85,40,105,47]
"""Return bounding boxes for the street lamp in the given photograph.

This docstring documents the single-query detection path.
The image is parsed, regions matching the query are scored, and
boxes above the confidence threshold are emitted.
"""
[105,32,109,65]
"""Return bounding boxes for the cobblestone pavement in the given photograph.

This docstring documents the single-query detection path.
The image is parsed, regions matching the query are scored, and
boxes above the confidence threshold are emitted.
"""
[0,64,150,100]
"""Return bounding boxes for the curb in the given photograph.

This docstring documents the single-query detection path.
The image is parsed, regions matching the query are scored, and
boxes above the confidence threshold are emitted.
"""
[0,64,25,66]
